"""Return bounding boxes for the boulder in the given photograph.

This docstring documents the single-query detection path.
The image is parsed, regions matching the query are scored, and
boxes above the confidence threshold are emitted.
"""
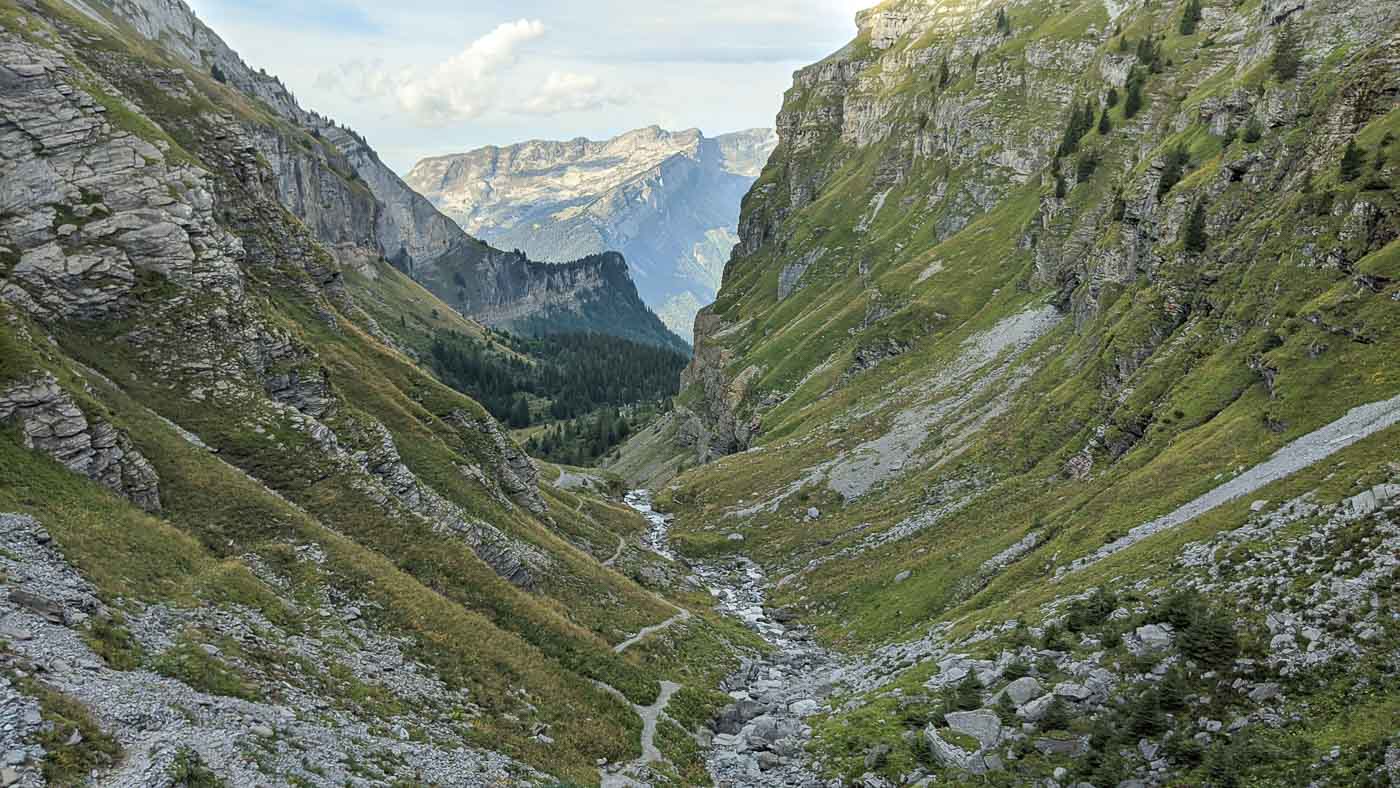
[1034,737,1087,757]
[1053,682,1094,702]
[1133,624,1173,654]
[944,709,1003,750]
[1002,676,1044,706]
[923,726,997,775]
[1247,683,1281,703]
[1018,694,1056,722]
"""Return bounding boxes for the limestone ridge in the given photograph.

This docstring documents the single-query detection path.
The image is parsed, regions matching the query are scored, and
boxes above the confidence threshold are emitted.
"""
[405,126,779,341]
[678,0,1400,464]
[81,0,683,351]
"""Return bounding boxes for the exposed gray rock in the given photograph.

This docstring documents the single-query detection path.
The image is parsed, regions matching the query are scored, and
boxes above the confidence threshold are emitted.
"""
[923,725,999,775]
[403,126,777,341]
[944,709,1003,750]
[0,376,161,511]
[456,411,547,515]
[1002,676,1045,706]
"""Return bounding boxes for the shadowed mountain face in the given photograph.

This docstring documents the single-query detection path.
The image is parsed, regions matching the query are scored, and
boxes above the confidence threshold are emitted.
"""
[405,126,778,341]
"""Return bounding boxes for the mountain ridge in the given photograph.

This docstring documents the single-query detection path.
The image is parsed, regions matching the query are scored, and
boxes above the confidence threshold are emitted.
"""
[405,125,778,340]
[83,0,685,351]
[617,0,1400,782]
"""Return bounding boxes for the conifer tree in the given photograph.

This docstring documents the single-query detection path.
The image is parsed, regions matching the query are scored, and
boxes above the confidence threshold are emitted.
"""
[1339,139,1364,182]
[1098,107,1113,135]
[995,7,1011,34]
[938,57,952,88]
[1271,21,1301,81]
[1125,69,1146,118]
[1179,0,1203,36]
[1184,200,1208,253]
[1243,116,1263,143]
[1106,87,1120,108]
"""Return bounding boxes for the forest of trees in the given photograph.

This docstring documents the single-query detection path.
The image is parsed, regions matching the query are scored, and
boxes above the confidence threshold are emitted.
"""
[428,329,689,464]
[523,404,668,467]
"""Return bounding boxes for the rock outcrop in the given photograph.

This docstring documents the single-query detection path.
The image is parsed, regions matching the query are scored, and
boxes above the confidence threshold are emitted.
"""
[82,0,682,351]
[0,376,160,512]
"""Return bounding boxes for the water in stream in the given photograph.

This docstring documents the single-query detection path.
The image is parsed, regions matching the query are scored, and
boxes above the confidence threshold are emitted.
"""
[622,491,842,787]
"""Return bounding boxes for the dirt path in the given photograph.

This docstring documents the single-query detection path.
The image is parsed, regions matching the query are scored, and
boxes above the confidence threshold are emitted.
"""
[603,535,626,567]
[1066,392,1400,574]
[613,607,692,654]
[597,680,683,787]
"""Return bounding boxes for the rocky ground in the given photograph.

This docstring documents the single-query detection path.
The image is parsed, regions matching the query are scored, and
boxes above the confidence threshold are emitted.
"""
[619,492,842,788]
[0,513,540,787]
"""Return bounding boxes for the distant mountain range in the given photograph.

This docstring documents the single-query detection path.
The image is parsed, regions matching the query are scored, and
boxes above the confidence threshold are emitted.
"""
[405,126,778,341]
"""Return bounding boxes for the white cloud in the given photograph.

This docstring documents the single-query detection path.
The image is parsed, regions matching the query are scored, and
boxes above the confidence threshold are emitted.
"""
[319,18,548,125]
[520,71,627,115]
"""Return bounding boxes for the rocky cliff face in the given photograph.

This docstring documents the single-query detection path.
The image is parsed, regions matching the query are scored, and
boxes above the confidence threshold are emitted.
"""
[405,126,778,340]
[636,0,1400,782]
[76,0,682,351]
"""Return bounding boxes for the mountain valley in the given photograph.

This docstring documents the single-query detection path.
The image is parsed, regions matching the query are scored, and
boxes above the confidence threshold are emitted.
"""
[1,0,1399,786]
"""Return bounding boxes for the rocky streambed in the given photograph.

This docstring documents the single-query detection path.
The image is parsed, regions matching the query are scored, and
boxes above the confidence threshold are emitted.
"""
[623,491,844,787]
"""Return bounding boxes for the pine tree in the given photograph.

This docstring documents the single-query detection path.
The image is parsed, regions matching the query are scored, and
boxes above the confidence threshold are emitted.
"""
[995,7,1011,34]
[952,672,985,711]
[1242,116,1263,143]
[1124,69,1146,118]
[1077,150,1100,181]
[938,57,952,88]
[1098,108,1113,135]
[1040,697,1072,731]
[1179,0,1203,36]
[1105,87,1120,108]
[509,395,531,428]
[1184,200,1209,254]
[1339,139,1364,182]
[1157,145,1191,198]
[995,692,1018,724]
[1271,21,1301,81]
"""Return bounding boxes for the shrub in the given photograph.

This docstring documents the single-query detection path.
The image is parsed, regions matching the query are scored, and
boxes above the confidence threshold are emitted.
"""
[1066,588,1117,633]
[1184,200,1209,254]
[1040,696,1072,731]
[1157,145,1191,197]
[1243,116,1263,143]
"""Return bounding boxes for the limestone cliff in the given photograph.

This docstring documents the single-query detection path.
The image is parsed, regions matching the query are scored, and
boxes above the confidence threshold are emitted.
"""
[638,0,1400,782]
[405,126,778,341]
[0,2,699,784]
[77,0,682,350]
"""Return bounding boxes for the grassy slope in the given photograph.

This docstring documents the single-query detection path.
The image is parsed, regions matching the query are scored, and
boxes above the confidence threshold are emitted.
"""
[653,0,1400,779]
[0,3,749,783]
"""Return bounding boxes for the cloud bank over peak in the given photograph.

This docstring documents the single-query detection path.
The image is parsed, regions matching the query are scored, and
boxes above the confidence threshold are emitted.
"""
[316,18,621,125]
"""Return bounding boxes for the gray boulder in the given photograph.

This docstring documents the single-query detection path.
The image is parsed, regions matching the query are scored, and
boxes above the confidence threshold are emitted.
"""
[944,709,1003,750]
[1002,676,1044,706]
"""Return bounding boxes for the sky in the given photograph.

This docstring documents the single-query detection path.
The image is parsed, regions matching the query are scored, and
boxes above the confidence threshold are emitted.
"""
[184,0,871,173]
